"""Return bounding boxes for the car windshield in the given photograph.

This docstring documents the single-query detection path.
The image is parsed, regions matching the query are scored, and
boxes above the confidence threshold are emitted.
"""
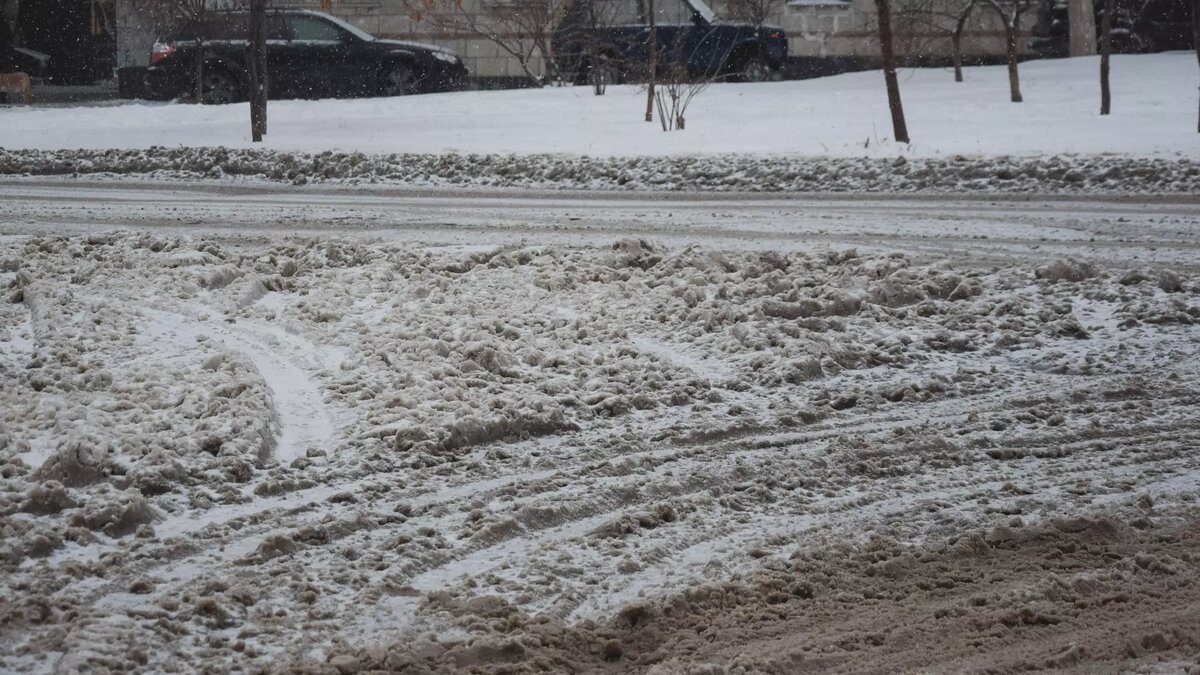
[314,12,376,42]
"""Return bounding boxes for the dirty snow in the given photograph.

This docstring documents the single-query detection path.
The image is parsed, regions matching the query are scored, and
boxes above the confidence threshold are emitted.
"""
[4,146,1200,194]
[2,226,1199,672]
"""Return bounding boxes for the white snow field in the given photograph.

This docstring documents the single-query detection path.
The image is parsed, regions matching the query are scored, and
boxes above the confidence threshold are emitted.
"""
[2,181,1200,673]
[0,53,1196,158]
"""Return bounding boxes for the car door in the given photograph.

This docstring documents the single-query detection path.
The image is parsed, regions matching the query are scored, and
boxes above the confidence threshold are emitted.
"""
[283,14,354,98]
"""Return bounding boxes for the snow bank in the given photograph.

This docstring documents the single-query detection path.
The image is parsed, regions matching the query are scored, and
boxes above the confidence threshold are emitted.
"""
[2,147,1198,193]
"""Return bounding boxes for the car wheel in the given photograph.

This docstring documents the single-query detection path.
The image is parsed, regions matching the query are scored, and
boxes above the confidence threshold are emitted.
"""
[737,55,771,83]
[202,69,240,105]
[381,65,417,97]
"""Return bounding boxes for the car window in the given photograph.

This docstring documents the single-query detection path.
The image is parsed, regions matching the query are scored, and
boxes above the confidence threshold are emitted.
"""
[169,20,201,42]
[287,15,344,42]
[204,14,246,40]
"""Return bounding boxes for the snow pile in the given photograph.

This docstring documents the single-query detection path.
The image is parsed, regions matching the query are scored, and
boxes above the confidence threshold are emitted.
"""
[2,147,1198,193]
[2,232,1199,672]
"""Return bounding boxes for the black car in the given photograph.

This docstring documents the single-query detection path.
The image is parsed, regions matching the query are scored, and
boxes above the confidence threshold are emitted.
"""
[554,0,788,84]
[148,10,468,103]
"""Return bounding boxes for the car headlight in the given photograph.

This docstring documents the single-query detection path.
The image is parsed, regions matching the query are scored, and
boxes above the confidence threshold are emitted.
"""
[432,51,459,64]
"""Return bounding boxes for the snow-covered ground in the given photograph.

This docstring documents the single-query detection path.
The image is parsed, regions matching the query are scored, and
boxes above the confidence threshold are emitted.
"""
[2,190,1199,670]
[2,52,1199,673]
[1,53,1196,158]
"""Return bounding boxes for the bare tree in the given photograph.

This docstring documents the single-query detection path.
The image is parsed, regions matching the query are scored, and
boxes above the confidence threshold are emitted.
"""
[403,0,571,86]
[1100,0,1112,114]
[653,59,709,131]
[895,0,979,82]
[983,0,1034,102]
[874,0,911,142]
[652,26,722,130]
[723,0,785,26]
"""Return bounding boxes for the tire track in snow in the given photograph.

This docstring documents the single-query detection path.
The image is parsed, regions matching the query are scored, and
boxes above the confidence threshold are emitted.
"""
[139,307,336,464]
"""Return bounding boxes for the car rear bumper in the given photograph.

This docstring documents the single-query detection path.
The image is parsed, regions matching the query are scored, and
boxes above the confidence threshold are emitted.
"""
[146,65,189,100]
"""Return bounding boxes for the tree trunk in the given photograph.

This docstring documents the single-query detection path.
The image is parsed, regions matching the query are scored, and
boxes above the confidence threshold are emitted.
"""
[953,3,975,83]
[874,0,910,143]
[646,0,656,122]
[1005,21,1023,102]
[194,36,204,104]
[952,31,964,82]
[248,0,267,141]
[1100,0,1112,114]
[1068,0,1097,55]
[539,38,559,85]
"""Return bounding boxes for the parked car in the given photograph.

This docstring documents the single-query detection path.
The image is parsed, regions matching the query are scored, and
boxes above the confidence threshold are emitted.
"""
[554,0,788,84]
[147,10,468,103]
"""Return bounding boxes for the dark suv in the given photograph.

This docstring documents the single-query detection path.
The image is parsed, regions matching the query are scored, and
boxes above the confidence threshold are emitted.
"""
[148,10,468,103]
[555,0,788,84]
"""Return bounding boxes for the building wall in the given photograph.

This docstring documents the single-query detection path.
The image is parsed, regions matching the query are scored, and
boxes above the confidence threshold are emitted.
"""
[715,0,1036,60]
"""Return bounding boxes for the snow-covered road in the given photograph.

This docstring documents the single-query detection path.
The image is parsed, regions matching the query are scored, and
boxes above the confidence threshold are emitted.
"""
[3,178,1199,270]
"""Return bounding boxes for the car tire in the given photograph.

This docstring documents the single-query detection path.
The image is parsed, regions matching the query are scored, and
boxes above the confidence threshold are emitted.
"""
[736,55,771,83]
[202,69,241,105]
[381,65,417,97]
